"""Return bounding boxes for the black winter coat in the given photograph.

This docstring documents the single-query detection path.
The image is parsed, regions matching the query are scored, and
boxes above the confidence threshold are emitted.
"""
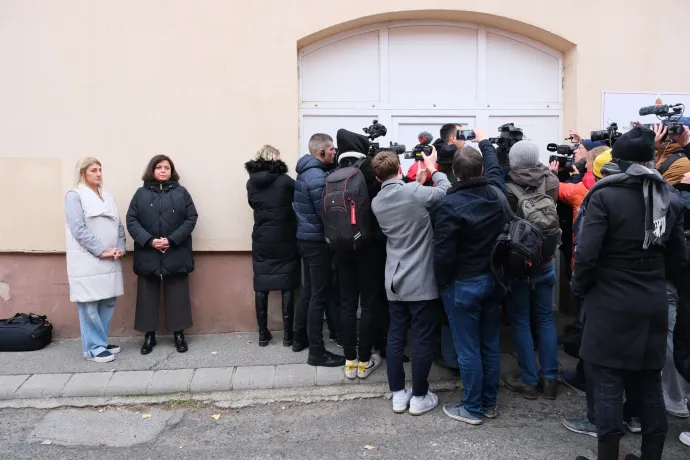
[245,159,300,292]
[573,180,687,371]
[126,181,198,277]
[672,183,690,382]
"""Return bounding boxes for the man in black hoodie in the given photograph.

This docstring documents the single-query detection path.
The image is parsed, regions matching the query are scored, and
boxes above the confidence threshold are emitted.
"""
[333,129,387,380]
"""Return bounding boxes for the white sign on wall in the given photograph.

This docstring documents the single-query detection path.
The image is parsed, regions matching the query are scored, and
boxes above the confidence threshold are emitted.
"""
[601,91,690,131]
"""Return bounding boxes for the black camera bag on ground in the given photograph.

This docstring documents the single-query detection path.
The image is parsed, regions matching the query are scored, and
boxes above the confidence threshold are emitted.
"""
[0,313,53,351]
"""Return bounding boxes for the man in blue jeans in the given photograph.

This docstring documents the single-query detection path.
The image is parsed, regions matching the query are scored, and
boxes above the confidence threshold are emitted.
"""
[502,140,561,400]
[433,128,510,424]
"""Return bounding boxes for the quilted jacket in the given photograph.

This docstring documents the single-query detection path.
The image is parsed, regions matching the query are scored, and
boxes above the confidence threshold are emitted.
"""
[126,180,198,276]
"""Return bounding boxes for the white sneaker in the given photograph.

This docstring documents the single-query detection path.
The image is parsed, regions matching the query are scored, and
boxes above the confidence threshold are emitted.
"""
[680,432,690,447]
[85,351,114,363]
[392,389,413,413]
[357,354,381,379]
[345,359,359,379]
[409,391,439,416]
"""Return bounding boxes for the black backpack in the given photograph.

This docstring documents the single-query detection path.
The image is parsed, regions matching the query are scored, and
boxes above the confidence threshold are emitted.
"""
[0,313,53,352]
[491,183,561,287]
[323,160,373,252]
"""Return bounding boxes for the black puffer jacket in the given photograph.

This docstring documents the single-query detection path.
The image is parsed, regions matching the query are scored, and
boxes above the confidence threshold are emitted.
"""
[126,181,198,277]
[246,159,300,292]
[673,182,690,382]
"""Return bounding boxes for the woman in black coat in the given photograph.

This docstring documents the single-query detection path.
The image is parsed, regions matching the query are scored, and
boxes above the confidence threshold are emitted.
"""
[127,155,198,354]
[246,145,300,347]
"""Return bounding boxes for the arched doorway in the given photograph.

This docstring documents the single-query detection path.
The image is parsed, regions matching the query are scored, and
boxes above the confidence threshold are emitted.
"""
[298,21,563,167]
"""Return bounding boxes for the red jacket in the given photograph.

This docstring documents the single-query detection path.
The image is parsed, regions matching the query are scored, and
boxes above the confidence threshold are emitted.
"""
[406,161,438,185]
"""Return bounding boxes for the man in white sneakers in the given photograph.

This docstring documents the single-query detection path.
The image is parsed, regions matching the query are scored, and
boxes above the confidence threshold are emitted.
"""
[371,147,450,415]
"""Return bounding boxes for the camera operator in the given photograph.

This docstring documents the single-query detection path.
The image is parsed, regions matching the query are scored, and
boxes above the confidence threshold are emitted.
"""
[332,129,386,380]
[406,123,464,185]
[433,128,510,424]
[652,120,690,184]
[371,145,450,416]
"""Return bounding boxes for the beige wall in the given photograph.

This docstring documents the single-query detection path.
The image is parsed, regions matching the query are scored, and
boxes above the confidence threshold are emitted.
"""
[1,0,689,252]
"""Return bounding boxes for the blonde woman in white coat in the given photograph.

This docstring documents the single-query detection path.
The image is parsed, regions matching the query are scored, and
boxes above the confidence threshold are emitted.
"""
[64,158,126,363]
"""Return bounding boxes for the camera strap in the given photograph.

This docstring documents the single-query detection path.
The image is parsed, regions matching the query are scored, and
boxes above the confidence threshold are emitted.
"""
[658,152,686,176]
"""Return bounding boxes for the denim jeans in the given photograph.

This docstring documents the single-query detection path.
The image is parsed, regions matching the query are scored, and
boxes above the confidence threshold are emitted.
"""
[387,299,440,396]
[506,262,559,385]
[442,273,501,418]
[662,283,690,414]
[77,298,116,358]
[441,324,459,369]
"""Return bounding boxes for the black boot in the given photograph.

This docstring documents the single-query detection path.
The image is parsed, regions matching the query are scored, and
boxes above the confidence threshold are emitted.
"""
[140,331,156,355]
[174,330,188,353]
[255,291,272,347]
[281,290,294,347]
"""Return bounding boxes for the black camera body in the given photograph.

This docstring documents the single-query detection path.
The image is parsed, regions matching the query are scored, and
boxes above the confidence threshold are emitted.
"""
[547,142,577,167]
[412,132,434,161]
[362,120,387,157]
[489,123,524,166]
[590,122,621,146]
[385,142,407,156]
[637,103,686,139]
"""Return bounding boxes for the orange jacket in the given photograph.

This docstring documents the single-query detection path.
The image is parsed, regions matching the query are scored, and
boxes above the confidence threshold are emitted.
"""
[558,180,591,269]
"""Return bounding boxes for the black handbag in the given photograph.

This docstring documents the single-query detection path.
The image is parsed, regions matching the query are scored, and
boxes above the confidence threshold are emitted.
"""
[0,313,53,352]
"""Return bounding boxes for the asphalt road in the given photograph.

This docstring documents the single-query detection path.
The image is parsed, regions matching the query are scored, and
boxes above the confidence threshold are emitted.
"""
[1,389,688,459]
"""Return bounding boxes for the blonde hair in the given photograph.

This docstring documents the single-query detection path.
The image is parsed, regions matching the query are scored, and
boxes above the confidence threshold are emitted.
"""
[74,157,102,186]
[256,145,280,161]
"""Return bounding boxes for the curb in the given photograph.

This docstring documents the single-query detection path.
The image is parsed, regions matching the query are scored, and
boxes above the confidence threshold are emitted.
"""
[0,380,461,409]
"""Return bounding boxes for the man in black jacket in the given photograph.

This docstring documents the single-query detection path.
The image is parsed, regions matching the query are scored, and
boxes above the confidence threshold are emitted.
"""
[571,126,688,460]
[333,129,386,380]
[433,128,510,425]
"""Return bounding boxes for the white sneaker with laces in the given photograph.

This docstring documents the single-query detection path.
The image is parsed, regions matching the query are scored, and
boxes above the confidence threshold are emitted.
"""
[345,359,358,379]
[392,389,413,414]
[409,391,439,416]
[680,431,690,447]
[357,354,381,379]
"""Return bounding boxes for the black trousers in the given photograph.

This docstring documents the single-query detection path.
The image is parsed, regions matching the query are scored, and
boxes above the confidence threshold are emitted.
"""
[387,299,441,396]
[337,244,385,362]
[296,241,331,355]
[585,362,667,460]
[134,274,193,333]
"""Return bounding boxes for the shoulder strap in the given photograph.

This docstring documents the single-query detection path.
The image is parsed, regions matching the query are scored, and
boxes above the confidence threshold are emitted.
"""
[659,152,686,176]
[537,180,547,195]
[505,182,525,200]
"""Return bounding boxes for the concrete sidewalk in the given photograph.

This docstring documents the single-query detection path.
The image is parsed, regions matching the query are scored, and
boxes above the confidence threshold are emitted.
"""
[0,331,577,403]
[0,332,462,401]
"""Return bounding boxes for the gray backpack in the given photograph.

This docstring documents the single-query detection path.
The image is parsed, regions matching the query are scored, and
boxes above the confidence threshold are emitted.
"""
[505,181,561,261]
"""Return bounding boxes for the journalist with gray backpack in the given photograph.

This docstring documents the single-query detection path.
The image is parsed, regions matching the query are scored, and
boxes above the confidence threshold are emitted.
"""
[498,140,562,401]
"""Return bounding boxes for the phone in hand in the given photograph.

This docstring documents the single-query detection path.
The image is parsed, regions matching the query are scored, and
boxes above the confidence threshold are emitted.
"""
[458,129,475,141]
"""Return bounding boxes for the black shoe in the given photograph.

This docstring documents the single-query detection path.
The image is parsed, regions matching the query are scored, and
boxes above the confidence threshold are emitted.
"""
[281,289,295,347]
[174,330,188,353]
[292,339,308,353]
[574,457,591,460]
[259,330,272,347]
[403,354,410,363]
[140,332,156,355]
[435,359,461,376]
[307,351,346,367]
[623,455,640,460]
[502,373,538,400]
[541,378,558,400]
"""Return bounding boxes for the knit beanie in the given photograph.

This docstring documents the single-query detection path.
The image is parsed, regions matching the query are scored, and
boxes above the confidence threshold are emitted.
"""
[580,139,606,151]
[509,141,540,169]
[592,149,613,179]
[611,126,656,162]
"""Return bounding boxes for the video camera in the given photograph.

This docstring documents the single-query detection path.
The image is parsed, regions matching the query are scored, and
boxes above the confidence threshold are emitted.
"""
[547,141,578,167]
[402,132,435,161]
[637,103,686,136]
[361,120,406,157]
[590,122,621,147]
[489,123,524,166]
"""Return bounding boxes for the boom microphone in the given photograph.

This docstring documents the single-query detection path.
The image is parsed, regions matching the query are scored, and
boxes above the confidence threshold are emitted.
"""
[417,131,433,145]
[639,105,670,116]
